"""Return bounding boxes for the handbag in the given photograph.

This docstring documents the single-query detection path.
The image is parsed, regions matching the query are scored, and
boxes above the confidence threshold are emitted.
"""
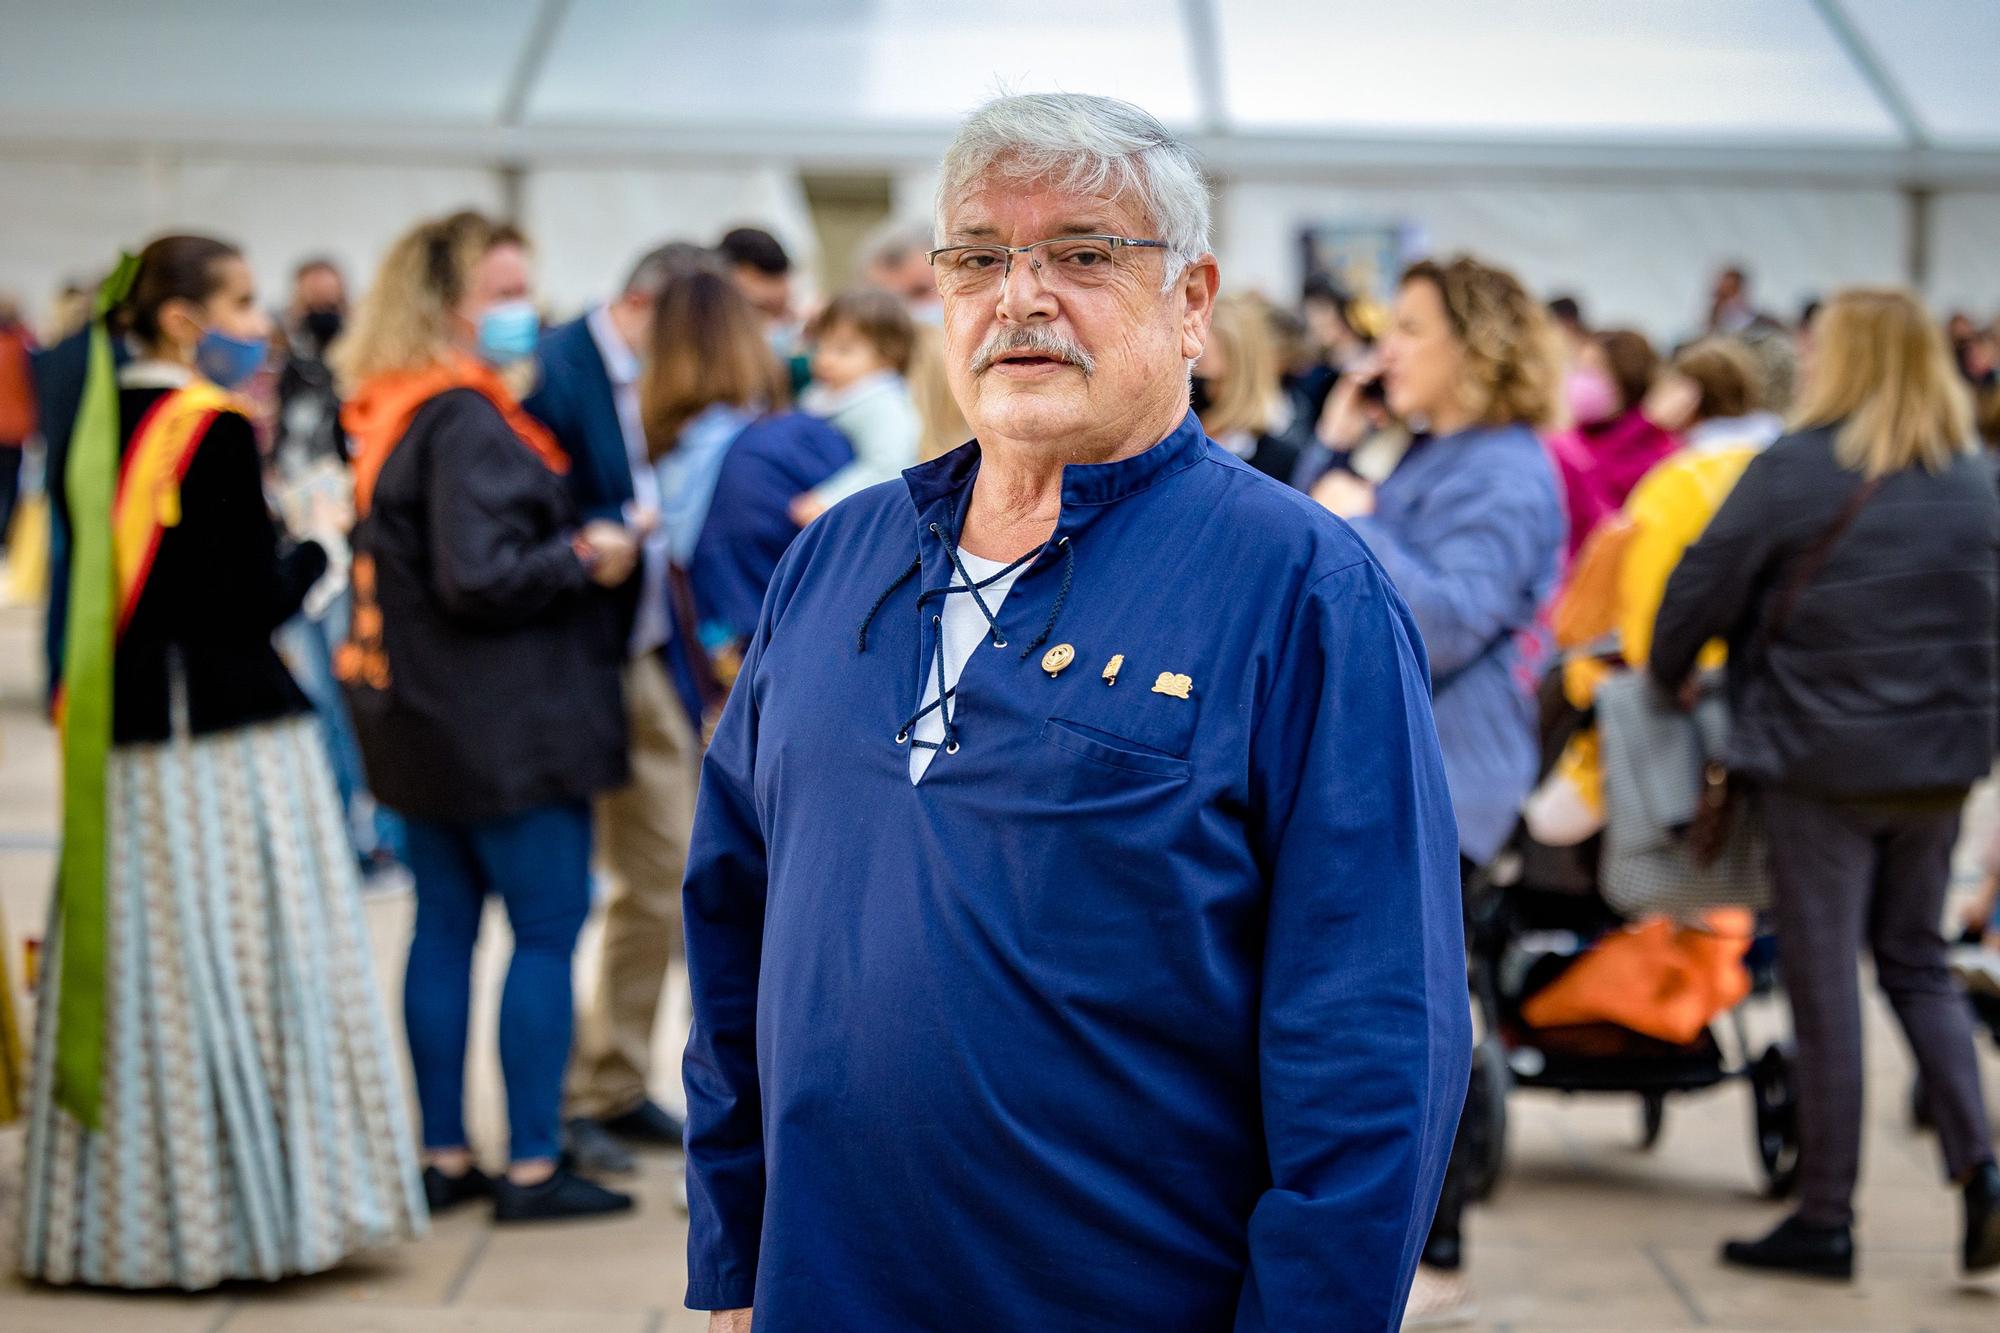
[1596,669,1769,916]
[1597,473,1882,918]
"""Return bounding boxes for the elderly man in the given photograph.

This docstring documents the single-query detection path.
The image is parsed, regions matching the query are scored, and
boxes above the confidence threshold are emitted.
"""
[683,93,1468,1331]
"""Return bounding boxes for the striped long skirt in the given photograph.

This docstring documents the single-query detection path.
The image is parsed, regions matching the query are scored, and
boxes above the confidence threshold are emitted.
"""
[18,715,426,1289]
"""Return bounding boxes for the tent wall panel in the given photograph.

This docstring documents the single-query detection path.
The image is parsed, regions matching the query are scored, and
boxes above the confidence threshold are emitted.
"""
[1930,192,2000,315]
[1219,179,1907,342]
[521,166,818,317]
[0,152,502,328]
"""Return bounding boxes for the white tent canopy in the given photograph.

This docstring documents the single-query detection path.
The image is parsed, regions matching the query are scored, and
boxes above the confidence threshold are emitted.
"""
[3,0,1998,332]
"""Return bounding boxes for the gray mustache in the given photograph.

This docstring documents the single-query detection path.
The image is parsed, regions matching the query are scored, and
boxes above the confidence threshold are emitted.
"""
[972,327,1095,377]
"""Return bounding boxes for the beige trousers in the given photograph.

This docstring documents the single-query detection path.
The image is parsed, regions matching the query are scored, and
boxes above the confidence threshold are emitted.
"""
[565,652,701,1120]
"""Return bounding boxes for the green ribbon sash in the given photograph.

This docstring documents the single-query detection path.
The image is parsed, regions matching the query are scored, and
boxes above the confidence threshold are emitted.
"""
[53,253,138,1127]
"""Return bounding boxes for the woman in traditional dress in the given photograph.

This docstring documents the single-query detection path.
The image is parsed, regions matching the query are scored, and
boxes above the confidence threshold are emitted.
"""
[21,233,425,1289]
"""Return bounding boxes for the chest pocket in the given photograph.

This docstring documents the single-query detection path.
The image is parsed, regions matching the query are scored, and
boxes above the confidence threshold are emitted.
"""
[1039,662,1199,781]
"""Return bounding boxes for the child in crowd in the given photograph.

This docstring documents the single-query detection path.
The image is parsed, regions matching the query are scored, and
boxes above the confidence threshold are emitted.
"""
[788,288,920,526]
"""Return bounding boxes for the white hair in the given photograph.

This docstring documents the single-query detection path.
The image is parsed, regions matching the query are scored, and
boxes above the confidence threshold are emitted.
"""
[934,93,1212,289]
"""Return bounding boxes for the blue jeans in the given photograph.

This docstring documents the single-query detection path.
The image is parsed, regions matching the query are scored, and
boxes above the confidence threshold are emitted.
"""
[402,802,593,1164]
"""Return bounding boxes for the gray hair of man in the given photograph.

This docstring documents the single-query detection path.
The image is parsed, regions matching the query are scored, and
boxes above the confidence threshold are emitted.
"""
[620,240,722,299]
[933,93,1212,292]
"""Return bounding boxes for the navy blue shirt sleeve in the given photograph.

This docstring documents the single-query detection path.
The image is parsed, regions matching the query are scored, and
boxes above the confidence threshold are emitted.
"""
[1236,558,1471,1331]
[681,542,795,1310]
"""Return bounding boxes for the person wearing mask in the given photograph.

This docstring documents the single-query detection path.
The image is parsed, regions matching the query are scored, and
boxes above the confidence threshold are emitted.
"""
[267,256,403,880]
[1192,293,1308,482]
[1653,288,2000,1283]
[1310,253,1565,1327]
[522,240,714,1176]
[0,296,36,554]
[642,268,850,691]
[858,218,943,324]
[335,211,637,1223]
[717,226,795,332]
[1529,337,1778,845]
[21,234,423,1288]
[790,287,921,526]
[718,226,806,396]
[1547,328,1678,559]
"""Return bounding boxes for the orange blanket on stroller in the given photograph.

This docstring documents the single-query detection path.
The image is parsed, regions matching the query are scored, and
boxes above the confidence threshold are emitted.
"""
[1521,909,1754,1046]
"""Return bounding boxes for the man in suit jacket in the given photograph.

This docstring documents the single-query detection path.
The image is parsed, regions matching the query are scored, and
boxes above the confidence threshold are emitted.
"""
[523,241,715,1174]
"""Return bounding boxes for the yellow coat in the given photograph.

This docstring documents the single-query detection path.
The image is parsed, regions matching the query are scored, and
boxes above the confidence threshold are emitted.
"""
[1545,442,1761,819]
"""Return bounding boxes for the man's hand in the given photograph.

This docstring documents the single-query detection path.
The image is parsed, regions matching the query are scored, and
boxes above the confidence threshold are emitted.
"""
[708,1309,753,1333]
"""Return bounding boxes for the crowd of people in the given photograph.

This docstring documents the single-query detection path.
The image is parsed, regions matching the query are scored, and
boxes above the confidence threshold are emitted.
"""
[0,88,1997,1329]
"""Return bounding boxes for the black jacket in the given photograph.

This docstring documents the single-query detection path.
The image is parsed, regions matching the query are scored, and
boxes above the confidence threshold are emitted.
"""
[1651,425,2000,798]
[54,385,326,744]
[350,387,627,822]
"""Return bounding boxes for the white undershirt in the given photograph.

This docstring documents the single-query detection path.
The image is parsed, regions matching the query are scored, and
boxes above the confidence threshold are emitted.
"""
[910,550,1023,784]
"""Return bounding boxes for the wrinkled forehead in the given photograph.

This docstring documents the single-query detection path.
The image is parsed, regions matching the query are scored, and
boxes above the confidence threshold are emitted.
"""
[939,176,1150,248]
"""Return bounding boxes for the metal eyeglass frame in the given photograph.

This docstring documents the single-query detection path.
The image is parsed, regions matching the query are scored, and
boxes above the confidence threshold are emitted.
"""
[924,235,1171,288]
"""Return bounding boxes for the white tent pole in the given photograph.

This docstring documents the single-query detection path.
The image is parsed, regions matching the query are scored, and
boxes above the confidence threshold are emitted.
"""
[499,0,574,129]
[1179,0,1228,137]
[1805,0,1929,151]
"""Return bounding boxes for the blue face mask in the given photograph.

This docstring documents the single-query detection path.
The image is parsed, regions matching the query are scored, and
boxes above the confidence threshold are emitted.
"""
[194,327,269,389]
[477,300,541,366]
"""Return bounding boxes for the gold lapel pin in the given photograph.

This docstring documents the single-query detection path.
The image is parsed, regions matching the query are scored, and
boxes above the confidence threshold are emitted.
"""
[1152,672,1192,700]
[1102,654,1125,686]
[1041,643,1075,677]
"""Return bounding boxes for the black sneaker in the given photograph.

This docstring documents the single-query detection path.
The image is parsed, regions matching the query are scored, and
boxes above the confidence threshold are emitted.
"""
[423,1164,496,1214]
[1965,1160,2000,1276]
[565,1117,636,1175]
[1720,1215,1854,1281]
[493,1167,635,1224]
[601,1098,686,1148]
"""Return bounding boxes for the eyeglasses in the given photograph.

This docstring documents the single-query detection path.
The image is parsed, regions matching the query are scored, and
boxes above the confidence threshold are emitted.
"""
[925,235,1170,297]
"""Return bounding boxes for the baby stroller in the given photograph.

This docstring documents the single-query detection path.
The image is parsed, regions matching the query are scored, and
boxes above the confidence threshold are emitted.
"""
[1455,668,1801,1204]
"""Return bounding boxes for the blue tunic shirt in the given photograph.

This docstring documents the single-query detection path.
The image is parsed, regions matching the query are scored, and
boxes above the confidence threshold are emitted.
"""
[682,411,1471,1331]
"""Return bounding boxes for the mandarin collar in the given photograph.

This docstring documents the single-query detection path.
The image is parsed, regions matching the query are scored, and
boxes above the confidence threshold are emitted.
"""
[901,410,1209,516]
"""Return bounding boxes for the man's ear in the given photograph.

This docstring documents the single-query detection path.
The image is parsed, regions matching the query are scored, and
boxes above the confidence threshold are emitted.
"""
[1179,255,1221,363]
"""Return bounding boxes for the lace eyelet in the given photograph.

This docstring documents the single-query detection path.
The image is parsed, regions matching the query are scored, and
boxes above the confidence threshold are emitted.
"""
[894,730,910,745]
[945,741,961,755]
[991,637,1008,649]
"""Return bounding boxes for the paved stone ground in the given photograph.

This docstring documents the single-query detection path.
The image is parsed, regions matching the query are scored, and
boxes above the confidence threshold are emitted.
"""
[1,604,1997,1331]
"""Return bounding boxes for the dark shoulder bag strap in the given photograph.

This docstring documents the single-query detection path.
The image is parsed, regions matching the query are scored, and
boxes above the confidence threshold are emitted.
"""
[1754,473,1884,656]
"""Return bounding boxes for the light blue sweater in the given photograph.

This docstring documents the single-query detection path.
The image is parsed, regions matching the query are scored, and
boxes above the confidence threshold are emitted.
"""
[1347,423,1564,864]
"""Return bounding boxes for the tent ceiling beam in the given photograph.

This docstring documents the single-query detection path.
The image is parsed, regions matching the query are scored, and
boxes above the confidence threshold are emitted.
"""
[498,0,573,128]
[1807,0,1930,150]
[7,115,2000,191]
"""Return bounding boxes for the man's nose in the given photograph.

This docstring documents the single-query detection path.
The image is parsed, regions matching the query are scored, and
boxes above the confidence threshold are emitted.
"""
[995,251,1058,324]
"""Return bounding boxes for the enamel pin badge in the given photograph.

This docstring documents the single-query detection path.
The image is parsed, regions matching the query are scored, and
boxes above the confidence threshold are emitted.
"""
[1041,643,1075,677]
[1102,654,1124,686]
[1151,672,1192,700]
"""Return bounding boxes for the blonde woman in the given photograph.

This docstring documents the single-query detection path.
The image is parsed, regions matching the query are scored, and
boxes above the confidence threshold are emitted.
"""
[335,211,637,1222]
[1653,289,2000,1282]
[1192,294,1306,481]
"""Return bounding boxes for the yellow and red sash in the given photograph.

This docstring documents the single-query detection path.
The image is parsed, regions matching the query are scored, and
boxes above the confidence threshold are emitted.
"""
[111,379,238,634]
